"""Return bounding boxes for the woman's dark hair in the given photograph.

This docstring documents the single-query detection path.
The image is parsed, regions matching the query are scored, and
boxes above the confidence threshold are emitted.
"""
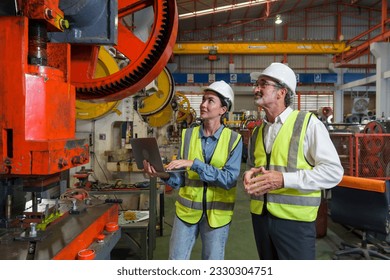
[216,94,231,111]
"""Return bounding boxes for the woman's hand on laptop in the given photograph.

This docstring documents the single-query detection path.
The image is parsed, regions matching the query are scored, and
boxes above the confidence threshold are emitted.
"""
[143,160,170,179]
[165,159,193,171]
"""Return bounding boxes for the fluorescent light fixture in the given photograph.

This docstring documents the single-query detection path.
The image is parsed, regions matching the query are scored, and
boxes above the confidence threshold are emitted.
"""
[275,14,282,24]
[179,0,274,19]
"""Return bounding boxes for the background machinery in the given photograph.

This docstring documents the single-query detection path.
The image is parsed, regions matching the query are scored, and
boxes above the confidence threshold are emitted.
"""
[0,0,178,259]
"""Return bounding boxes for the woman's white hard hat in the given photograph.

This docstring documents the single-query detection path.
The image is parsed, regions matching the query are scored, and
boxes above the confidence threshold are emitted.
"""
[203,80,234,111]
[250,63,297,96]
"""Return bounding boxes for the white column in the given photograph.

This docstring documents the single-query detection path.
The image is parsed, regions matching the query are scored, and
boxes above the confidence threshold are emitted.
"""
[329,63,345,123]
[370,42,390,119]
[334,69,345,123]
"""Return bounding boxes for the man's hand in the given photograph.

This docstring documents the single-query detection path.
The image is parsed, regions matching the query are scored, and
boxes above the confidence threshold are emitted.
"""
[244,167,284,196]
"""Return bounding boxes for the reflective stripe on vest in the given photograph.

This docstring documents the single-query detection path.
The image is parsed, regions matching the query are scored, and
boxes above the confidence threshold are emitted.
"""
[176,126,241,228]
[249,111,321,222]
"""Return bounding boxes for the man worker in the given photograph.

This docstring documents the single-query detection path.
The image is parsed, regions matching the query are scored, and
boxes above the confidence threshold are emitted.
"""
[243,62,343,260]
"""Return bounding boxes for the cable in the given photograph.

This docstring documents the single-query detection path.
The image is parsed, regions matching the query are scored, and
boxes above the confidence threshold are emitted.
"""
[90,151,110,183]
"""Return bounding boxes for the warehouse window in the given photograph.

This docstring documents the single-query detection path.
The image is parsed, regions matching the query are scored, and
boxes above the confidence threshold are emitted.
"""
[292,93,334,114]
[183,94,203,117]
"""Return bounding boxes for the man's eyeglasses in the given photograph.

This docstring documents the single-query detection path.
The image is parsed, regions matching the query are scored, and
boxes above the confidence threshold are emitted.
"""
[253,80,281,89]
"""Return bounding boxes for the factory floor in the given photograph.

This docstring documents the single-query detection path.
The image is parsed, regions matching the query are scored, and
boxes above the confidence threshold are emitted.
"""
[111,166,388,261]
[149,189,364,260]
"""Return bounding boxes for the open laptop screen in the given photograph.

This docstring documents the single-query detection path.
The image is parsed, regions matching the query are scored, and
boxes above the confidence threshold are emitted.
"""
[130,137,166,172]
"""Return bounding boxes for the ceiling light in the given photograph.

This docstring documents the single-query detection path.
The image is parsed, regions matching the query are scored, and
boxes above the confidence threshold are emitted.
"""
[179,0,275,19]
[275,14,283,24]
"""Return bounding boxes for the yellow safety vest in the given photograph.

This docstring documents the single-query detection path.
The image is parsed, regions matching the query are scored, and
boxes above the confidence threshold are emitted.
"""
[249,110,321,222]
[176,126,241,228]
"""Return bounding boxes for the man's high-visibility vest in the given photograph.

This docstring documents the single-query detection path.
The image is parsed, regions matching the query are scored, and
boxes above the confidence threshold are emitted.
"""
[249,110,321,222]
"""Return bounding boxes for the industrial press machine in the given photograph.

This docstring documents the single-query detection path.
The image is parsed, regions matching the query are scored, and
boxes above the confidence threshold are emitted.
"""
[0,0,178,259]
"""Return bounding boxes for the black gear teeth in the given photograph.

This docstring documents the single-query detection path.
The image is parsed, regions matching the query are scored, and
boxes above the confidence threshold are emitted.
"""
[75,0,174,99]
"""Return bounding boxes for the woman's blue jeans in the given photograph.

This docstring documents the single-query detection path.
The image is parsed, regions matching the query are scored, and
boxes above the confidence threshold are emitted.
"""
[169,214,230,260]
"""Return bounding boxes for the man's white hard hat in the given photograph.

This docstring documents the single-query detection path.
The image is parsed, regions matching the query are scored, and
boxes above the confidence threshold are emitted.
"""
[250,62,297,96]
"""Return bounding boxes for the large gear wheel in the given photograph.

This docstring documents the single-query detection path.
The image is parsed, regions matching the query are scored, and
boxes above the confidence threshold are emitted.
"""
[138,66,175,117]
[362,121,385,154]
[76,47,121,120]
[174,92,191,122]
[72,0,178,102]
[138,66,175,127]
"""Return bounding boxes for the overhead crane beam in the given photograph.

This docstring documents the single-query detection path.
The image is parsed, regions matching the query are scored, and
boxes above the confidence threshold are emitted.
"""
[174,41,349,55]
[334,29,390,64]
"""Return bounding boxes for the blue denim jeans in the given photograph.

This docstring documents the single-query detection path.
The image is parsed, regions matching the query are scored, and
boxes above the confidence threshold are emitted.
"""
[169,214,230,260]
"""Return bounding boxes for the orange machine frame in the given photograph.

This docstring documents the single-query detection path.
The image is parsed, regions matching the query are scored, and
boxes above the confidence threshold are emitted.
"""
[0,16,88,176]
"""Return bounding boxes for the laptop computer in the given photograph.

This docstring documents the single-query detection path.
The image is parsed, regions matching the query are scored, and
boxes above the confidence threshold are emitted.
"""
[130,137,186,175]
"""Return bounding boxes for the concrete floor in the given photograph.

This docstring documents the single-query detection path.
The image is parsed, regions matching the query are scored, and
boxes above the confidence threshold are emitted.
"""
[150,185,358,260]
[111,166,389,260]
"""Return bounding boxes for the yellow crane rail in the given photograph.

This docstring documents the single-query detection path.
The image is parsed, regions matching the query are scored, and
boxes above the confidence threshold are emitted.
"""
[174,41,349,55]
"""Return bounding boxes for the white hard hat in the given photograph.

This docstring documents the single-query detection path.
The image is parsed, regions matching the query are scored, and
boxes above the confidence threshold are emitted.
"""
[250,63,297,96]
[203,80,234,111]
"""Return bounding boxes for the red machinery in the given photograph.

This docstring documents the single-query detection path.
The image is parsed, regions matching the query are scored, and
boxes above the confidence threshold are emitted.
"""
[330,120,390,180]
[0,0,178,259]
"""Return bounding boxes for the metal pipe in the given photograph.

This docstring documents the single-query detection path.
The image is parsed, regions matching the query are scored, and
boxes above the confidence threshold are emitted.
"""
[5,195,11,220]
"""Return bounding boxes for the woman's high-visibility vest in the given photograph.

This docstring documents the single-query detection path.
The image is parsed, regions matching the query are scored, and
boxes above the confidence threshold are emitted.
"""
[249,110,321,222]
[176,126,241,228]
